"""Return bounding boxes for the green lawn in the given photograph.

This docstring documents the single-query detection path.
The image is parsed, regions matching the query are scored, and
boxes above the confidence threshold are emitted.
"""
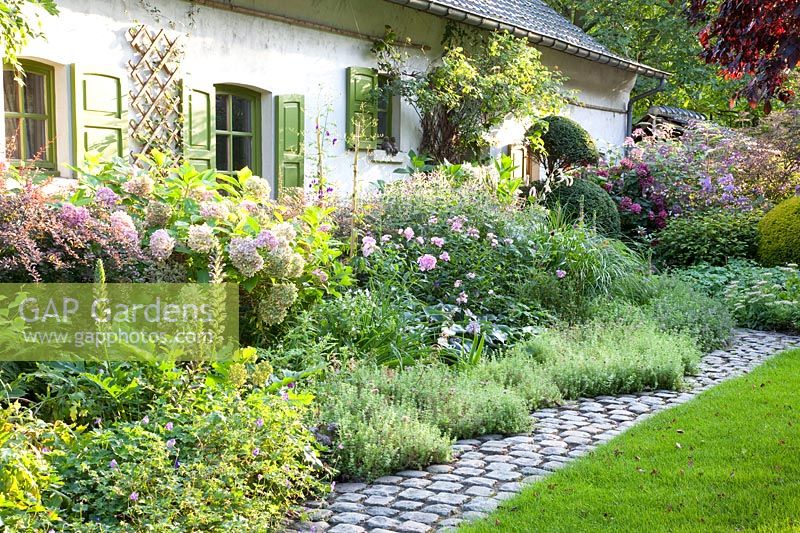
[461,349,800,533]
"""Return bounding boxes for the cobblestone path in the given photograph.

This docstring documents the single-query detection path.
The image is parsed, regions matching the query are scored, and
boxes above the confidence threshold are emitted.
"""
[288,329,800,533]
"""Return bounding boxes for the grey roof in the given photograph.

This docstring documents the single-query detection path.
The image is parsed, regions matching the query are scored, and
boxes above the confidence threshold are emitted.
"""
[383,0,670,78]
[648,105,707,124]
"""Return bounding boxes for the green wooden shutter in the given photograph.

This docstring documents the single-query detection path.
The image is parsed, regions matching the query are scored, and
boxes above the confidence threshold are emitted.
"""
[70,65,128,164]
[275,94,305,189]
[346,67,378,150]
[182,83,216,170]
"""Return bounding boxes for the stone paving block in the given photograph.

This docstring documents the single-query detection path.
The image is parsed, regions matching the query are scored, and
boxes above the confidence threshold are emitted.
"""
[328,525,365,533]
[366,506,399,517]
[329,512,369,525]
[465,497,499,513]
[427,481,463,492]
[400,478,432,489]
[367,516,403,529]
[429,492,470,505]
[335,493,367,503]
[397,470,430,478]
[430,474,462,483]
[363,485,402,497]
[453,467,484,476]
[484,470,522,481]
[329,502,365,513]
[392,500,425,511]
[421,504,457,516]
[364,495,395,506]
[396,521,432,533]
[399,511,440,524]
[398,488,434,500]
[465,485,495,497]
[334,483,366,494]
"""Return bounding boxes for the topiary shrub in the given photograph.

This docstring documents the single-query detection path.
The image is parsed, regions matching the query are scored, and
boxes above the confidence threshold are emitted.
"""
[656,209,761,267]
[527,115,599,180]
[758,196,800,266]
[545,179,621,236]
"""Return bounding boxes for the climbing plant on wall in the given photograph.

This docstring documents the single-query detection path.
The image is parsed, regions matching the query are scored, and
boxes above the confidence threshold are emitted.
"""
[373,25,567,163]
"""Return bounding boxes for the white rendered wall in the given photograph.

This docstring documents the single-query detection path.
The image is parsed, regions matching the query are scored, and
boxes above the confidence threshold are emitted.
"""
[5,0,637,193]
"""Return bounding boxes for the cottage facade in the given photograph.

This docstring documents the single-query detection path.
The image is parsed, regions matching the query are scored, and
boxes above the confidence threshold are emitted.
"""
[2,0,667,194]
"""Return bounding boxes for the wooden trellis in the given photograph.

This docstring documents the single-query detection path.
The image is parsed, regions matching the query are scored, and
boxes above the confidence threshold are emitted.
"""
[127,25,185,163]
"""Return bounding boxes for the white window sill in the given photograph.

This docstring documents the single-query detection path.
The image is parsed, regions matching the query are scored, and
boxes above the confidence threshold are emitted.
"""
[370,149,406,164]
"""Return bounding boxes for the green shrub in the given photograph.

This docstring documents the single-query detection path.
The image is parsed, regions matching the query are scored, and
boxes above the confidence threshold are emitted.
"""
[677,261,800,333]
[2,380,327,532]
[378,365,533,439]
[317,361,536,480]
[0,405,70,532]
[475,355,562,409]
[545,179,621,236]
[529,115,599,180]
[512,320,701,399]
[318,381,451,481]
[657,209,760,267]
[645,278,734,351]
[758,196,800,266]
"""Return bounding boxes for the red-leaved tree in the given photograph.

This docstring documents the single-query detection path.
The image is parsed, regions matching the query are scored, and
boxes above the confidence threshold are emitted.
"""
[677,0,800,111]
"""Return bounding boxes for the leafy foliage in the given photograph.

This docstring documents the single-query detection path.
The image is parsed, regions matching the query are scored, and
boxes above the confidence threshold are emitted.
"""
[547,0,750,122]
[677,260,800,332]
[0,0,58,80]
[373,26,566,162]
[656,209,760,267]
[677,0,800,109]
[510,318,702,399]
[757,195,800,267]
[584,122,800,240]
[529,116,598,181]
[544,179,621,237]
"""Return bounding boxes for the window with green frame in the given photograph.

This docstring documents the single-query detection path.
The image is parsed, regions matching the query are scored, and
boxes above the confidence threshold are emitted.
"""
[3,60,56,169]
[215,85,261,174]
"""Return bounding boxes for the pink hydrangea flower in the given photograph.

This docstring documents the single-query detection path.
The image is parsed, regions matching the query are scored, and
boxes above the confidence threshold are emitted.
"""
[439,251,450,262]
[448,216,466,232]
[466,227,480,239]
[556,269,567,279]
[381,234,392,243]
[630,203,643,214]
[403,227,415,241]
[416,236,425,244]
[417,254,437,271]
[362,236,378,257]
[431,237,445,248]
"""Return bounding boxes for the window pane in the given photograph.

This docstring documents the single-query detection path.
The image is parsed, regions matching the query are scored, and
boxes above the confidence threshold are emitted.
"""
[215,95,228,131]
[3,71,20,113]
[231,95,252,132]
[4,118,21,159]
[24,118,47,160]
[23,73,46,114]
[216,134,229,171]
[377,110,389,139]
[232,136,252,171]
